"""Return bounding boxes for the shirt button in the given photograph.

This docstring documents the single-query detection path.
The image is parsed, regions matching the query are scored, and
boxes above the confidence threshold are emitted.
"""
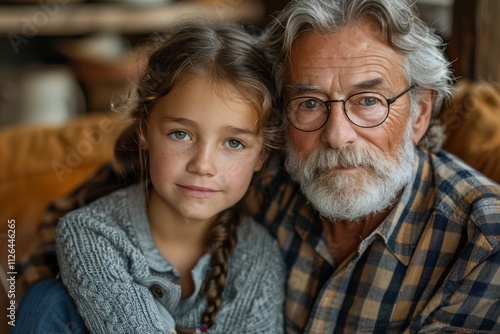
[150,284,165,298]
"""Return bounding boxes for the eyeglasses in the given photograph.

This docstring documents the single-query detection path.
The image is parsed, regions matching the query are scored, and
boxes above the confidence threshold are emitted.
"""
[285,85,416,132]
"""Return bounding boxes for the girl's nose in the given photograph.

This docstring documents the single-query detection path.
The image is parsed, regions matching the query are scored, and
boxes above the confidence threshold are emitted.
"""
[186,144,217,176]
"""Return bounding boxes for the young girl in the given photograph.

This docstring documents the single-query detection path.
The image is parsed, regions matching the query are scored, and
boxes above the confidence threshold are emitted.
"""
[15,21,285,334]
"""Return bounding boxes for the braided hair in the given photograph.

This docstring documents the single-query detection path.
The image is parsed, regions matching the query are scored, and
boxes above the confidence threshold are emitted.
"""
[114,20,282,330]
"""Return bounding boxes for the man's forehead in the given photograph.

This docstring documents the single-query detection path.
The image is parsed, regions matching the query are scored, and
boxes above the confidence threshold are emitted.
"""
[285,24,406,91]
[286,77,388,94]
[289,25,395,62]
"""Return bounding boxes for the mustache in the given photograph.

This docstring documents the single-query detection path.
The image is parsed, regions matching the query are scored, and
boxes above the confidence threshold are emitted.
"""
[300,146,384,179]
[312,147,376,168]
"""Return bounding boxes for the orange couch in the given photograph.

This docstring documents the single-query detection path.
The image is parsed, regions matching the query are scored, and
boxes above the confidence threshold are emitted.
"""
[1,78,498,272]
[0,111,131,333]
[442,80,500,181]
[0,112,130,263]
[1,79,499,272]
[0,79,498,333]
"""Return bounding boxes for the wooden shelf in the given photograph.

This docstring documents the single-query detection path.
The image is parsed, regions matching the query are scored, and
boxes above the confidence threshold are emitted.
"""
[0,0,265,36]
[417,0,453,6]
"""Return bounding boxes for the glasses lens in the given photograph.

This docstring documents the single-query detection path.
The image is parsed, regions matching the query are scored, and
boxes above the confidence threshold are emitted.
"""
[286,97,328,131]
[345,92,389,127]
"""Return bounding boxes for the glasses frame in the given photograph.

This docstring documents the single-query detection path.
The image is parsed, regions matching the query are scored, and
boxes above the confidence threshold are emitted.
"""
[286,84,416,132]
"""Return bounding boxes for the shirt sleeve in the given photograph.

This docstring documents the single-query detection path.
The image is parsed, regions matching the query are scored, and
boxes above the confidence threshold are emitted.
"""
[409,213,500,332]
[241,247,286,334]
[56,211,176,334]
[225,222,286,334]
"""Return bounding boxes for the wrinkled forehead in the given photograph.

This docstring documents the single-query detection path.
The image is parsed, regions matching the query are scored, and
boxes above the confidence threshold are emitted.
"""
[285,20,408,93]
[288,19,405,67]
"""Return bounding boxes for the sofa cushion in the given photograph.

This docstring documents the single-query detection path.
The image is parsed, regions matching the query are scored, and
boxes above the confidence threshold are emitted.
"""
[0,112,130,264]
[442,80,500,183]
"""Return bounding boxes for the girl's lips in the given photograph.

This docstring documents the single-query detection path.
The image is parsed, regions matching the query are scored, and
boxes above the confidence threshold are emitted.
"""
[177,185,219,198]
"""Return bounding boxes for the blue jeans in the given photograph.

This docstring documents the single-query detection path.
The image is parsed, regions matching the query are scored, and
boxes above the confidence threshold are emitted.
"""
[11,278,88,334]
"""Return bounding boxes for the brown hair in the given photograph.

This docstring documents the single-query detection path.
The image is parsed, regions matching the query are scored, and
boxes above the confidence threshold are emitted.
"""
[114,20,281,329]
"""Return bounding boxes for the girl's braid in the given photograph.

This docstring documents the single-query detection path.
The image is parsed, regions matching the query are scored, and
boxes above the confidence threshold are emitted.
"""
[200,206,240,328]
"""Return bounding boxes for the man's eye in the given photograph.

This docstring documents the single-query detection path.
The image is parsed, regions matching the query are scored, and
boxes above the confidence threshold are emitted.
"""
[170,131,190,141]
[225,139,244,149]
[302,99,320,109]
[361,96,379,106]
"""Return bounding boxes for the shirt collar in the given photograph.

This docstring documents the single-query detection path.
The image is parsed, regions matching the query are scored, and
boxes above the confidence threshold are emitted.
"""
[289,183,336,266]
[126,185,211,275]
[374,147,435,266]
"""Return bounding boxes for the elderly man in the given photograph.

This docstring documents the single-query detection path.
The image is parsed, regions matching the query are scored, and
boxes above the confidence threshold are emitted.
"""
[15,0,500,333]
[246,0,500,332]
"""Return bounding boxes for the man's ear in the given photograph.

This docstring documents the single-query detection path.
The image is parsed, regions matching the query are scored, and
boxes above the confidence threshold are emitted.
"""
[412,89,435,144]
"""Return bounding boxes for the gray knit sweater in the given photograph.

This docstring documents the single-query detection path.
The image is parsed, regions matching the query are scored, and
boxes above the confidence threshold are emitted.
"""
[56,185,285,334]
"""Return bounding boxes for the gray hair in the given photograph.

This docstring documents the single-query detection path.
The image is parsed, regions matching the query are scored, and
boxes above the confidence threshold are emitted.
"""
[266,0,454,151]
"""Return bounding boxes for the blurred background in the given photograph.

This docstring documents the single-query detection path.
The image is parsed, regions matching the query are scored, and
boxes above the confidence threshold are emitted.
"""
[5,2,500,333]
[0,0,457,128]
[0,0,295,128]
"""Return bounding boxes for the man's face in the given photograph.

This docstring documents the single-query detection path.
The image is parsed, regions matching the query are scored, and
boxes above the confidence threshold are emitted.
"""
[284,20,417,221]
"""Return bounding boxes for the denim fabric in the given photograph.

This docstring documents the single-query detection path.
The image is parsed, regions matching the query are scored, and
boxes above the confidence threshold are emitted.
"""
[11,278,87,334]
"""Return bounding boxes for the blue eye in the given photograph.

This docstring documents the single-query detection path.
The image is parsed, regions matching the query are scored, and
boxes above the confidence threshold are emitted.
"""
[225,139,244,150]
[353,94,384,107]
[301,99,321,109]
[362,97,378,106]
[170,131,191,141]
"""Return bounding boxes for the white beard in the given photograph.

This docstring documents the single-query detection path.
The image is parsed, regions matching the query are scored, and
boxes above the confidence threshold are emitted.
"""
[285,126,415,222]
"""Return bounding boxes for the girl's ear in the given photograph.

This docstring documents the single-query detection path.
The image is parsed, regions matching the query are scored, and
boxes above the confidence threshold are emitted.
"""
[412,89,434,144]
[140,135,149,150]
[253,150,268,172]
[138,122,149,150]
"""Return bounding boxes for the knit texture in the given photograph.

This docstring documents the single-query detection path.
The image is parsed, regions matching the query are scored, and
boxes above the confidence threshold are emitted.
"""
[56,186,285,334]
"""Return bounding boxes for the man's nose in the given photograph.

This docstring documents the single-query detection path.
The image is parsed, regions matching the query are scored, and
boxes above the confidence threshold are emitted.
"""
[186,144,217,176]
[320,103,358,149]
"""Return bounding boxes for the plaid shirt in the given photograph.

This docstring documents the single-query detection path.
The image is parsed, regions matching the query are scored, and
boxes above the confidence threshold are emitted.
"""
[247,147,500,333]
[17,148,500,333]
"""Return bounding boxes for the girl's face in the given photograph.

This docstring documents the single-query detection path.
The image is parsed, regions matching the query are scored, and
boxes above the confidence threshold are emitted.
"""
[145,74,266,225]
